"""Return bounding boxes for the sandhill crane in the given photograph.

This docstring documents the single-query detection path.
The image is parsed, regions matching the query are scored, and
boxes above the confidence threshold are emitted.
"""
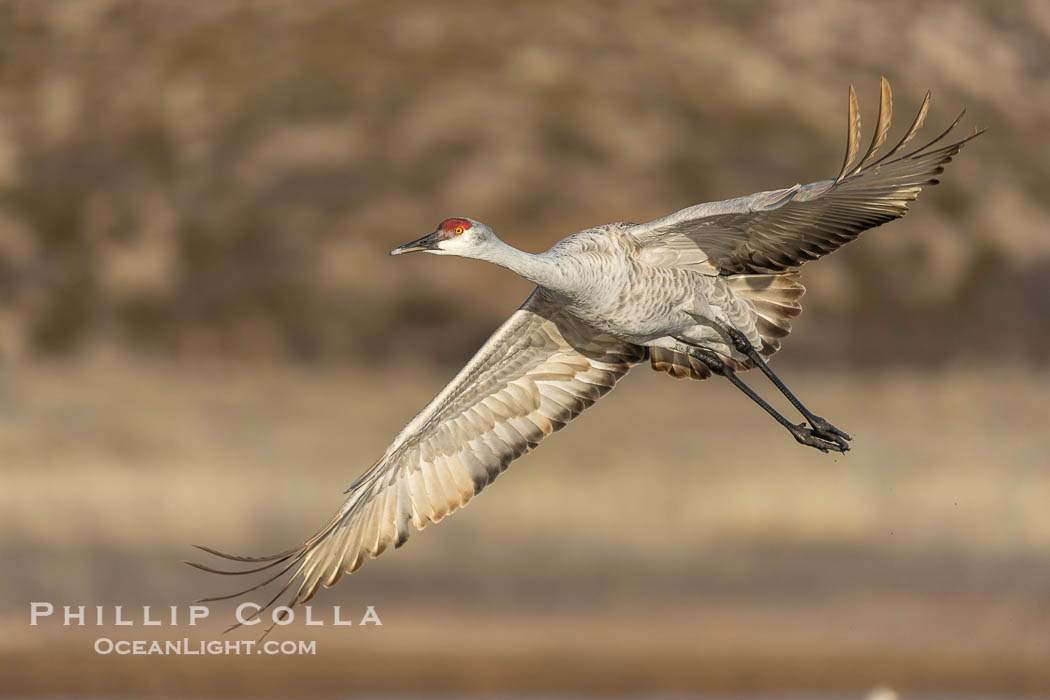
[191,79,980,633]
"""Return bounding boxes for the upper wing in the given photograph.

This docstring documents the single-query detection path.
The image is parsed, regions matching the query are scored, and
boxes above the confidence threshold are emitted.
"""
[189,289,646,630]
[629,78,983,275]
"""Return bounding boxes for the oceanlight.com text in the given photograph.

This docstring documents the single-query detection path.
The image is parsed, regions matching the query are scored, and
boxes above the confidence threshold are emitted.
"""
[94,637,317,655]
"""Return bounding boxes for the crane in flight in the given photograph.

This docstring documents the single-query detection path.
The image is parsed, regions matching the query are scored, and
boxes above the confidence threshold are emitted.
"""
[190,79,981,634]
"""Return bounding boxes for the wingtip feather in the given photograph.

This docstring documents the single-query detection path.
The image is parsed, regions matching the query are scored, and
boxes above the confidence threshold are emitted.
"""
[850,77,894,175]
[191,542,305,563]
[869,90,931,168]
[836,84,862,183]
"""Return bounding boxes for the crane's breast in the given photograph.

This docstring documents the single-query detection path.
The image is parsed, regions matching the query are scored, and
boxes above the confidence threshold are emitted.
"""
[551,241,697,344]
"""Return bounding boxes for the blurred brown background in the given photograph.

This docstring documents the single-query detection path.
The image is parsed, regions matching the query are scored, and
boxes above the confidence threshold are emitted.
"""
[1,0,1048,697]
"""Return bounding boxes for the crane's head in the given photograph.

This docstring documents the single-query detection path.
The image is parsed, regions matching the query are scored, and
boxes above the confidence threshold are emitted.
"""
[390,217,496,258]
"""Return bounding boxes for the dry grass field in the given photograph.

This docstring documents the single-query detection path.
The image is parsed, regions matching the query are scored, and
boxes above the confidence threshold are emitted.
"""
[2,354,1048,695]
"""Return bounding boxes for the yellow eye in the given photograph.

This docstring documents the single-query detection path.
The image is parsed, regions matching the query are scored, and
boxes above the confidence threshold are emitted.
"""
[455,226,464,235]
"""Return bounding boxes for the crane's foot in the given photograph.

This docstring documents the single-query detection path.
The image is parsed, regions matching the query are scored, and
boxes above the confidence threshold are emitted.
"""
[808,414,851,444]
[788,422,849,453]
[724,327,852,450]
[690,346,847,454]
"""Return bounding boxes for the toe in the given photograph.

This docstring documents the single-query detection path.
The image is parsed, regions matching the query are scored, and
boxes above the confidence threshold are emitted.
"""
[810,416,852,442]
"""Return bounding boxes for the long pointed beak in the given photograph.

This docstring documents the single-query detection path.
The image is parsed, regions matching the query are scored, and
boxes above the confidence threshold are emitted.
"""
[390,230,443,256]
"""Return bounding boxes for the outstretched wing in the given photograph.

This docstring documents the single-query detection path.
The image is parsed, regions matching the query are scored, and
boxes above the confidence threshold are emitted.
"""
[189,289,646,631]
[629,78,983,275]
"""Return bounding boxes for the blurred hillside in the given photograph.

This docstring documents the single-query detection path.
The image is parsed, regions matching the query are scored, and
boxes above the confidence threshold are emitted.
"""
[0,0,1048,366]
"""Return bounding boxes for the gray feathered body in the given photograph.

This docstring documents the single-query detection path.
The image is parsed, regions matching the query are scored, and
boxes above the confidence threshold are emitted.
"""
[539,224,764,363]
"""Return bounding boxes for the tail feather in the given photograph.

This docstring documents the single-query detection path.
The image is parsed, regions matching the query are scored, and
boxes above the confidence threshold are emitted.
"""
[727,272,806,357]
[650,347,714,380]
[648,272,805,380]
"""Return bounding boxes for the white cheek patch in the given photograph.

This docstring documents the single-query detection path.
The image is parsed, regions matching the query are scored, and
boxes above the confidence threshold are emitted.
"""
[431,239,456,254]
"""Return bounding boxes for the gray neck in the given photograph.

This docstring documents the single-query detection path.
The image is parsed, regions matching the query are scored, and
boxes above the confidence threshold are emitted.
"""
[473,238,570,294]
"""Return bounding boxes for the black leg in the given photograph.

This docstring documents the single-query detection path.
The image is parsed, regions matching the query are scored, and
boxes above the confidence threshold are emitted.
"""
[692,348,848,454]
[725,328,852,449]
